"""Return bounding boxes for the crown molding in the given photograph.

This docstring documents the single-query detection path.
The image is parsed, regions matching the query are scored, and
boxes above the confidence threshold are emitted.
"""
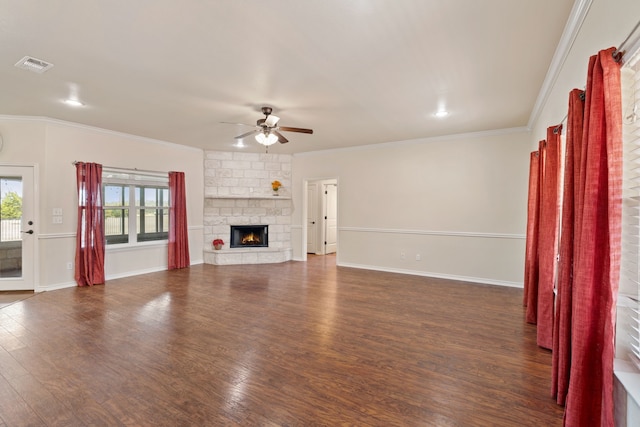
[0,114,202,153]
[527,0,593,130]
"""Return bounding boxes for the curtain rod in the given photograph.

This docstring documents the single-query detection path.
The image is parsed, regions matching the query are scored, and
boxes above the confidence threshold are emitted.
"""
[613,18,640,63]
[72,161,168,176]
[553,91,586,134]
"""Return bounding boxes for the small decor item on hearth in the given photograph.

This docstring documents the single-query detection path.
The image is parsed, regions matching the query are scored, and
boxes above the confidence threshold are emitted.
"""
[213,238,224,250]
[271,180,282,195]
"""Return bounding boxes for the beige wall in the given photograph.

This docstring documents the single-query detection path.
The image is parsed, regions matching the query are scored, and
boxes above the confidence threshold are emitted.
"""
[0,116,204,291]
[292,129,531,286]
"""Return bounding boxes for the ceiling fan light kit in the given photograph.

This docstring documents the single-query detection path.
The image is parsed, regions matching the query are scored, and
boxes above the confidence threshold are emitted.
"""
[226,106,313,150]
[255,132,278,146]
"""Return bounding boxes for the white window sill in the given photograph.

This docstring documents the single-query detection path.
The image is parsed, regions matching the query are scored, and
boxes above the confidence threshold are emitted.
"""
[615,358,640,409]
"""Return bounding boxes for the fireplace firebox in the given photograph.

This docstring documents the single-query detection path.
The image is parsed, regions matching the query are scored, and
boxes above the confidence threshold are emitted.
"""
[230,225,268,248]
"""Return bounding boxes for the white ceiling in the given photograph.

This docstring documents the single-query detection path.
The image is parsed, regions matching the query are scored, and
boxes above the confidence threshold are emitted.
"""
[0,0,575,154]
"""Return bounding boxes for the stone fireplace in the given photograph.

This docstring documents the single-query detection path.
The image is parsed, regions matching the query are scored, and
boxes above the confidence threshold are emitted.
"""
[202,150,293,265]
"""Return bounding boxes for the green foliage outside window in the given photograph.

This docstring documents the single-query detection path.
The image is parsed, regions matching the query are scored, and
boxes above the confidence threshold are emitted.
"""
[0,191,22,219]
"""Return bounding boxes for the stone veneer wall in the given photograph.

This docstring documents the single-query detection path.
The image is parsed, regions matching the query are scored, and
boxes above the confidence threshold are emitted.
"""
[203,151,292,255]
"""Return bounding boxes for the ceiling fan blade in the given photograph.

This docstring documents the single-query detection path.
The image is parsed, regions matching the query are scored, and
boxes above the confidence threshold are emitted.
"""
[265,114,280,127]
[274,130,289,144]
[235,130,259,139]
[279,126,313,134]
[220,121,255,127]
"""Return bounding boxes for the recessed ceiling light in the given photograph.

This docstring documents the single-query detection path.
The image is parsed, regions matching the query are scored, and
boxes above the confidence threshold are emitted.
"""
[433,110,449,118]
[64,99,84,107]
[234,141,245,148]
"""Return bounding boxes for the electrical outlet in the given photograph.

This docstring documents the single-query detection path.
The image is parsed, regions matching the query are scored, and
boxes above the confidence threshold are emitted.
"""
[415,254,421,261]
[52,216,63,224]
[66,262,73,270]
[400,251,406,260]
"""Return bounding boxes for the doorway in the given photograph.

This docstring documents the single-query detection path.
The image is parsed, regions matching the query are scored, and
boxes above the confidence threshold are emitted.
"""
[306,179,338,255]
[0,166,36,291]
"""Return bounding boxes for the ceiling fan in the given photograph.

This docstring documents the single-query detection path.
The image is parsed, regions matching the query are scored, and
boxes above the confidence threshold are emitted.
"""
[227,107,313,147]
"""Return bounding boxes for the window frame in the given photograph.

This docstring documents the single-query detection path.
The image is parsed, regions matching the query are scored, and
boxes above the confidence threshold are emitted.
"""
[102,170,169,247]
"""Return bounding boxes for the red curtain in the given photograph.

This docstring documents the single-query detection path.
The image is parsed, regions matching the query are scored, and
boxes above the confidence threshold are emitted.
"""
[525,140,546,323]
[168,171,190,270]
[563,47,622,427]
[523,150,540,319]
[552,90,585,406]
[75,162,105,286]
[536,129,562,350]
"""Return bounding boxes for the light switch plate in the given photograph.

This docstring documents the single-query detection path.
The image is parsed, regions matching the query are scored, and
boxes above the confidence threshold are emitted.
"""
[52,208,63,216]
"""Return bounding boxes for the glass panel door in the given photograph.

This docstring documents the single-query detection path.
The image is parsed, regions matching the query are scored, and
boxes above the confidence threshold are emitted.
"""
[0,166,35,290]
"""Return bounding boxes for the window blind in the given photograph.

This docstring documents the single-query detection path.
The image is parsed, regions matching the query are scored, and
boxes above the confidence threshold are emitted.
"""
[619,49,640,368]
[102,168,168,186]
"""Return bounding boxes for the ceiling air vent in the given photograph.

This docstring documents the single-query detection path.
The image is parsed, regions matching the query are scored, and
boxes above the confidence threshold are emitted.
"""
[14,56,54,73]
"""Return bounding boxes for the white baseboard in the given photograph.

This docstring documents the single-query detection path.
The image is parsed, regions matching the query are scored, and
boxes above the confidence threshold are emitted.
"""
[35,281,76,292]
[337,262,523,288]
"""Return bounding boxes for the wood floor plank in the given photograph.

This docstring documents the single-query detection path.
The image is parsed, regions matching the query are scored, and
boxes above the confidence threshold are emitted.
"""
[0,375,43,426]
[0,255,564,425]
[6,373,83,426]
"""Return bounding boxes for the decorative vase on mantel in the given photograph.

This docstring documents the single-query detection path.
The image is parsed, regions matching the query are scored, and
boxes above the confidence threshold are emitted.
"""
[272,180,282,196]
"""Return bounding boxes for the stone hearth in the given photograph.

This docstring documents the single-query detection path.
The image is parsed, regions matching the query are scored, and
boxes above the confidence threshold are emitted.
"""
[203,247,292,265]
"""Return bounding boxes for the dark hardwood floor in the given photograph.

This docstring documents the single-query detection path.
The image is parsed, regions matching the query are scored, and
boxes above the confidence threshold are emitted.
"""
[0,291,33,310]
[0,255,563,426]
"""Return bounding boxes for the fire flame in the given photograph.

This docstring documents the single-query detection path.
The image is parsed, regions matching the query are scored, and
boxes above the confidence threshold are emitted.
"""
[241,232,261,245]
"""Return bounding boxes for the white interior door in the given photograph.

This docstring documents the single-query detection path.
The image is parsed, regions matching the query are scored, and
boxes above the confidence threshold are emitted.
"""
[0,166,35,291]
[324,183,337,254]
[307,183,319,253]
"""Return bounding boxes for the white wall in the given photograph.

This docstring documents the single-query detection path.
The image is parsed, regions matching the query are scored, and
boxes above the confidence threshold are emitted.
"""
[292,129,531,286]
[0,116,204,291]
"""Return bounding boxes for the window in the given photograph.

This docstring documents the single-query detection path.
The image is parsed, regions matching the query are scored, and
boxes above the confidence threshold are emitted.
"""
[619,48,640,369]
[103,170,169,245]
[136,186,169,242]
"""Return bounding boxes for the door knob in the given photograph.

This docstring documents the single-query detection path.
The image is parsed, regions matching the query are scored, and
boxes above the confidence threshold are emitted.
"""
[21,230,34,234]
